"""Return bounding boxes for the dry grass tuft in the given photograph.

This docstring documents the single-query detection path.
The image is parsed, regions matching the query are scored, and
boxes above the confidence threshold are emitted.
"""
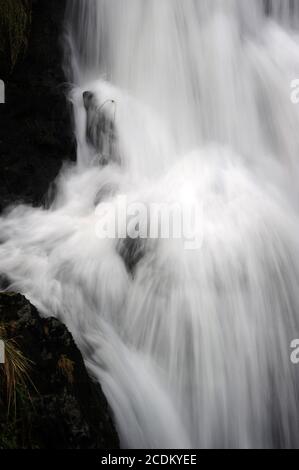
[0,323,33,415]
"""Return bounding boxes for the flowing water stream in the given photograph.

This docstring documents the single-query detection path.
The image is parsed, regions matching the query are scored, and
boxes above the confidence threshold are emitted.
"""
[2,0,299,448]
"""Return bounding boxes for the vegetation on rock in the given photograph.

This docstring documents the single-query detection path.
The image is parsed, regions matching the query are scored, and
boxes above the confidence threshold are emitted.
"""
[0,0,32,74]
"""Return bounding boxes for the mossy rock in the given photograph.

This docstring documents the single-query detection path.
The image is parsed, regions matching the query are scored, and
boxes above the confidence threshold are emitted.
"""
[0,0,32,76]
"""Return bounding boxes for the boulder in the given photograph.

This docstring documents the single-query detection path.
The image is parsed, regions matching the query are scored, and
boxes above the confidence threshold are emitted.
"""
[0,292,119,449]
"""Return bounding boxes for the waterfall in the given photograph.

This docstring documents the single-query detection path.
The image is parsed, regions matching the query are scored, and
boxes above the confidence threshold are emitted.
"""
[2,0,299,448]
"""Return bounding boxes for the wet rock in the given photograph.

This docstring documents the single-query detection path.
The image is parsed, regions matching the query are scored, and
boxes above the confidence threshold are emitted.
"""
[0,292,119,449]
[118,237,146,276]
[83,90,120,166]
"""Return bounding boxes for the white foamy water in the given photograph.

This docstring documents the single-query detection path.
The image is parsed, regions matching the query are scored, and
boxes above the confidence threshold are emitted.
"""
[2,0,299,448]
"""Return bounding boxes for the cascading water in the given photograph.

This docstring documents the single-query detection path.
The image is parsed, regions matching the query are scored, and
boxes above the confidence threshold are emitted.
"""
[1,0,299,448]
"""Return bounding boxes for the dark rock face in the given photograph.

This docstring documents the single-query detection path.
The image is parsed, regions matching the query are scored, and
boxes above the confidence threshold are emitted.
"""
[0,0,75,211]
[0,293,119,449]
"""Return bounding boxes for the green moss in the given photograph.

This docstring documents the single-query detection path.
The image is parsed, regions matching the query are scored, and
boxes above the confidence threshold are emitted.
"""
[0,0,32,74]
